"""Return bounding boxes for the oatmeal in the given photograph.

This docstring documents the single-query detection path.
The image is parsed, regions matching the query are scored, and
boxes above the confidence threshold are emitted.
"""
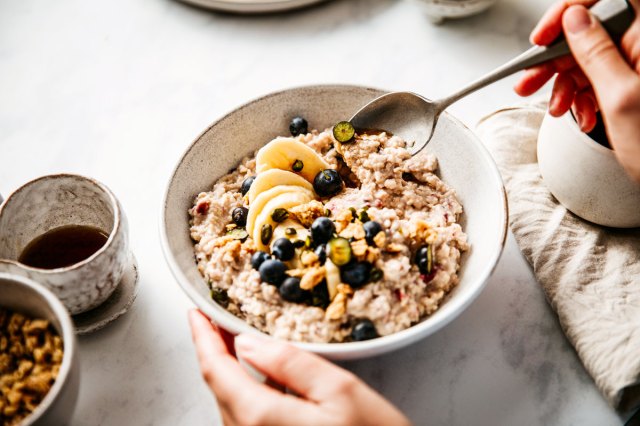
[189,120,468,343]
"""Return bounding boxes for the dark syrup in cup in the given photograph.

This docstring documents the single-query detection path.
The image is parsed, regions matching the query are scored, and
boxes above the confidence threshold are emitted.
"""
[19,225,109,269]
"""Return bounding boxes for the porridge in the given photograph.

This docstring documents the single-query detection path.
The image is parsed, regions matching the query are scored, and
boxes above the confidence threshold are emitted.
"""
[189,118,468,343]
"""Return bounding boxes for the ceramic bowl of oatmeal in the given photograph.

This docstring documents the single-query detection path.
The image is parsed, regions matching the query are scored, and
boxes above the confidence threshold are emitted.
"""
[161,85,507,360]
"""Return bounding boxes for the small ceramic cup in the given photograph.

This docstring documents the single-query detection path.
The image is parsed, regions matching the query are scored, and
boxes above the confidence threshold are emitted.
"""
[537,112,640,228]
[0,174,130,314]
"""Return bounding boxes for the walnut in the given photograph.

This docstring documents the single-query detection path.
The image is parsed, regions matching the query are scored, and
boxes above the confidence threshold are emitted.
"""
[300,250,320,267]
[334,209,354,233]
[351,239,368,258]
[365,247,381,264]
[385,243,406,254]
[410,219,438,245]
[300,266,327,290]
[373,231,386,248]
[339,222,365,240]
[289,201,326,227]
[324,284,353,320]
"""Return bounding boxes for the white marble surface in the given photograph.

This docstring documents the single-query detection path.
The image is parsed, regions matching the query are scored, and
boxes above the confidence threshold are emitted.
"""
[0,0,628,424]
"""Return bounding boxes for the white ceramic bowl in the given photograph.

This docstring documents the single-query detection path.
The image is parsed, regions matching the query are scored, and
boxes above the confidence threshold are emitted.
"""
[413,0,499,24]
[538,112,640,228]
[0,273,79,426]
[160,85,508,360]
[177,0,329,14]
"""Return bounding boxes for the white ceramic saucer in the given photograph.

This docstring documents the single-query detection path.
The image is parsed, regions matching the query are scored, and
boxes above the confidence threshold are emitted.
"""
[73,253,139,335]
[178,0,329,13]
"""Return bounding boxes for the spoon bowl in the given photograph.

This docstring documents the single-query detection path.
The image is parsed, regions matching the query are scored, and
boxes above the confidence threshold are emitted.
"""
[350,92,439,155]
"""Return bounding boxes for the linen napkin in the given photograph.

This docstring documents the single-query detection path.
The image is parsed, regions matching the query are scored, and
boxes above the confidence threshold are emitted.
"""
[476,100,640,412]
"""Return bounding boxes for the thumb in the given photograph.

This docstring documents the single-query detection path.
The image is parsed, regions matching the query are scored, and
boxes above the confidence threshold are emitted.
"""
[562,5,636,101]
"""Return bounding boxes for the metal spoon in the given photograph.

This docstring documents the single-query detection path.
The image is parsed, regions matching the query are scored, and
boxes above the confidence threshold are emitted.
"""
[350,0,635,156]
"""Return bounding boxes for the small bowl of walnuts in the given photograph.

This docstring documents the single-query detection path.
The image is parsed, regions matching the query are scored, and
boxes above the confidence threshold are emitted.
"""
[0,273,79,426]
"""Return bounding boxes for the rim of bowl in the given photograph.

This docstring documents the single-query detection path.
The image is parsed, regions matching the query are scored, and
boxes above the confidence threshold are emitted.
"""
[160,83,508,357]
[562,111,615,156]
[0,173,121,273]
[0,273,76,425]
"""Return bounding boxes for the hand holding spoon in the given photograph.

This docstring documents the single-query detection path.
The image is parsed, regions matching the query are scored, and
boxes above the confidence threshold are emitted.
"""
[350,0,635,156]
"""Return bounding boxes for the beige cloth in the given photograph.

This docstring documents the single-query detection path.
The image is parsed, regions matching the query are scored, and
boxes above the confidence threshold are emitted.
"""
[476,100,640,412]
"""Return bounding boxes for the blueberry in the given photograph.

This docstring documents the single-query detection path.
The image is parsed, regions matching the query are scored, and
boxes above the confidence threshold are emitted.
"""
[251,251,271,270]
[340,262,372,288]
[309,280,330,309]
[241,176,255,196]
[415,245,433,274]
[259,259,287,286]
[272,238,295,261]
[363,221,382,245]
[313,169,343,198]
[289,116,308,137]
[311,217,335,245]
[279,277,310,303]
[231,207,248,226]
[351,319,379,341]
[314,244,327,265]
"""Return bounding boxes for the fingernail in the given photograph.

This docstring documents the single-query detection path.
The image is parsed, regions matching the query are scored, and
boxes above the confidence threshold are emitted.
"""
[576,111,584,129]
[565,6,592,34]
[235,334,264,353]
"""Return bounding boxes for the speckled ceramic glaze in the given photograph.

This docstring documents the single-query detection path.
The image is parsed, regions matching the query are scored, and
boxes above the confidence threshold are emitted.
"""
[0,273,79,426]
[160,85,508,360]
[538,112,640,228]
[0,174,130,314]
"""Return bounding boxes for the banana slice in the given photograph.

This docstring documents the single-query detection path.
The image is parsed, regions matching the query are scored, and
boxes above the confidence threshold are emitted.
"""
[246,185,314,235]
[252,191,314,251]
[256,137,331,183]
[247,169,315,204]
[272,219,310,270]
[325,258,341,301]
[272,218,309,243]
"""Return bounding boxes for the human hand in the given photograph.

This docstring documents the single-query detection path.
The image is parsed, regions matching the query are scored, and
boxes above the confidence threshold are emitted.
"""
[188,310,411,426]
[515,0,640,182]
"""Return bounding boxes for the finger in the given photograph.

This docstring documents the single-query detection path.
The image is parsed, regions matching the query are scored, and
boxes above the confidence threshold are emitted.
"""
[563,5,638,107]
[514,63,556,96]
[549,72,577,116]
[573,88,598,132]
[531,0,597,46]
[235,333,360,402]
[620,0,640,72]
[218,326,237,357]
[567,67,591,90]
[188,310,267,402]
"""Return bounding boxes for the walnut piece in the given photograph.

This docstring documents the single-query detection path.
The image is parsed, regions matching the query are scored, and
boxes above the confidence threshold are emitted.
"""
[300,266,327,290]
[289,201,326,228]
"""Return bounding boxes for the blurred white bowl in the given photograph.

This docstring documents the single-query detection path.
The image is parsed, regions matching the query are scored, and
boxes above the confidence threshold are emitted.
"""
[414,0,499,24]
[538,112,640,228]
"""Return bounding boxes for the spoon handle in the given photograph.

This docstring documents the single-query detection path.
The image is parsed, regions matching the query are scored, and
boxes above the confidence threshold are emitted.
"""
[436,0,635,111]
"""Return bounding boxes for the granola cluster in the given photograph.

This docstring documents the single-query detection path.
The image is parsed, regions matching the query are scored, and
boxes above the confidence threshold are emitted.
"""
[0,309,63,426]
